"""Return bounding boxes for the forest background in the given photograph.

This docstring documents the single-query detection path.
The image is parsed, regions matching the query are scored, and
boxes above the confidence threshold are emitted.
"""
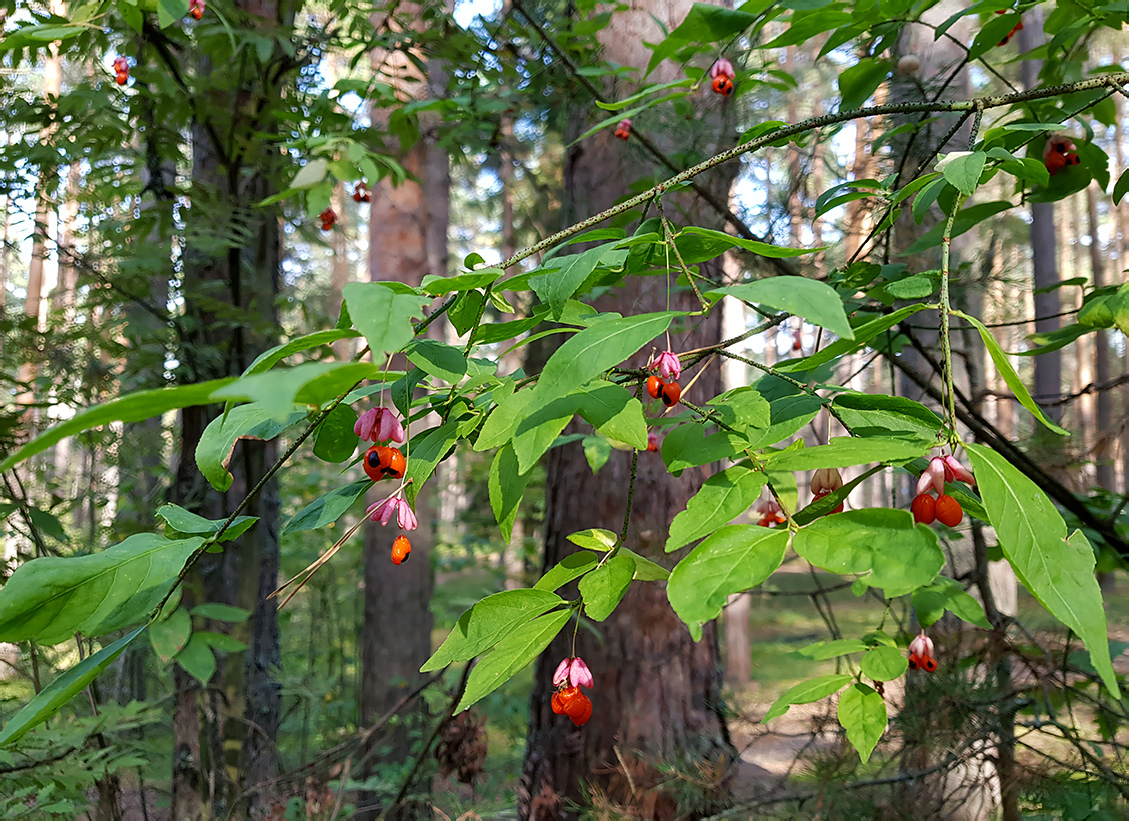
[0,0,1128,818]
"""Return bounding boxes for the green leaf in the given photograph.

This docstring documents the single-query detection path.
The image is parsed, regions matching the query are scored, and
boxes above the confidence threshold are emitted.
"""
[421,269,502,295]
[666,466,767,551]
[578,555,635,621]
[290,158,328,189]
[712,278,853,340]
[795,639,868,660]
[743,393,824,450]
[567,528,618,551]
[422,589,565,672]
[902,201,1011,256]
[0,627,145,746]
[957,311,1068,435]
[966,443,1119,697]
[342,282,431,362]
[0,534,204,645]
[764,436,923,472]
[529,312,677,410]
[645,3,760,76]
[534,552,600,592]
[456,608,572,712]
[621,548,670,581]
[1113,168,1129,206]
[940,151,986,196]
[404,421,460,505]
[776,305,930,374]
[530,244,627,319]
[707,387,771,430]
[189,603,251,622]
[679,226,823,260]
[212,363,380,419]
[313,403,360,463]
[661,426,752,476]
[792,508,943,597]
[912,578,990,629]
[860,646,908,682]
[196,404,306,492]
[838,58,889,111]
[837,683,887,763]
[405,339,467,384]
[155,504,257,542]
[489,444,533,543]
[574,383,648,450]
[831,394,942,441]
[149,606,191,663]
[667,526,788,641]
[177,633,217,685]
[583,435,612,473]
[763,674,852,723]
[196,631,247,653]
[282,479,370,535]
[0,379,235,475]
[241,329,361,380]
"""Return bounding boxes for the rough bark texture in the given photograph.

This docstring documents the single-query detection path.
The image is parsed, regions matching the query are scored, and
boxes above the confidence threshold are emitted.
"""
[357,32,449,816]
[1085,185,1114,491]
[1018,17,1062,426]
[520,2,737,816]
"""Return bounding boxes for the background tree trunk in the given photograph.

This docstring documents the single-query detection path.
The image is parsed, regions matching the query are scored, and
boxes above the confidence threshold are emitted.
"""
[520,2,738,816]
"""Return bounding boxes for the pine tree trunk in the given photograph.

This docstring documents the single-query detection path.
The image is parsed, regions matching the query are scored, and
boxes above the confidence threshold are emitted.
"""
[520,2,737,816]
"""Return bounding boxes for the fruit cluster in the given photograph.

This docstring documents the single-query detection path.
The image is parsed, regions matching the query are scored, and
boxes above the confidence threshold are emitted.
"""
[353,182,371,203]
[112,56,129,86]
[319,208,337,231]
[911,454,973,528]
[614,119,631,141]
[710,57,735,96]
[550,657,594,727]
[908,633,938,672]
[1043,136,1080,176]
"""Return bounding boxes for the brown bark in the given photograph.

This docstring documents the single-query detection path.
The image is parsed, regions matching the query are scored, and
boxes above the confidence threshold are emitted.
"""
[520,2,736,816]
[329,183,352,360]
[1086,185,1115,490]
[1018,16,1062,427]
[357,23,449,815]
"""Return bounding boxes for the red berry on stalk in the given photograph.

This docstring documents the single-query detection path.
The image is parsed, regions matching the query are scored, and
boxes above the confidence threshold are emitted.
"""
[907,653,921,671]
[567,692,593,726]
[934,494,963,527]
[646,374,663,399]
[660,381,681,407]
[364,445,406,482]
[391,535,411,565]
[921,655,938,672]
[911,493,936,525]
[711,75,734,96]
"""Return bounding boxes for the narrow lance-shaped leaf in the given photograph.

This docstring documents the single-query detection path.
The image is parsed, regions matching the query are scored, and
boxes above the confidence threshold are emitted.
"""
[0,626,146,746]
[966,443,1119,697]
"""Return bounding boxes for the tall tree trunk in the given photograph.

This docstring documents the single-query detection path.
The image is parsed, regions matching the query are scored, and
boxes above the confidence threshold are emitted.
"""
[357,22,449,816]
[169,7,292,815]
[1086,185,1115,491]
[520,3,737,817]
[1018,16,1062,427]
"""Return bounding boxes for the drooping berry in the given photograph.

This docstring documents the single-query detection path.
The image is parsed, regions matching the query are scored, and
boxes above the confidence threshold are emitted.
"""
[934,494,963,527]
[189,0,204,19]
[921,655,938,672]
[364,444,406,481]
[614,119,631,140]
[711,75,734,96]
[352,182,371,203]
[907,653,921,671]
[908,633,938,673]
[646,430,660,453]
[391,535,411,565]
[646,374,663,399]
[319,207,337,231]
[911,493,936,525]
[660,381,681,408]
[566,692,593,726]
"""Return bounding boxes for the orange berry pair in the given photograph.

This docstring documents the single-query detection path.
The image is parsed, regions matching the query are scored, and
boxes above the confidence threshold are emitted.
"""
[550,685,593,726]
[614,119,631,140]
[911,492,962,527]
[908,633,938,672]
[391,534,411,565]
[363,444,406,482]
[112,56,129,85]
[709,57,735,96]
[645,375,681,407]
[908,652,938,672]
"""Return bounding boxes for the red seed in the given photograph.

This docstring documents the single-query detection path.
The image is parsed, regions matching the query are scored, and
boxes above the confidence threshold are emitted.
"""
[934,494,963,527]
[911,493,936,525]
